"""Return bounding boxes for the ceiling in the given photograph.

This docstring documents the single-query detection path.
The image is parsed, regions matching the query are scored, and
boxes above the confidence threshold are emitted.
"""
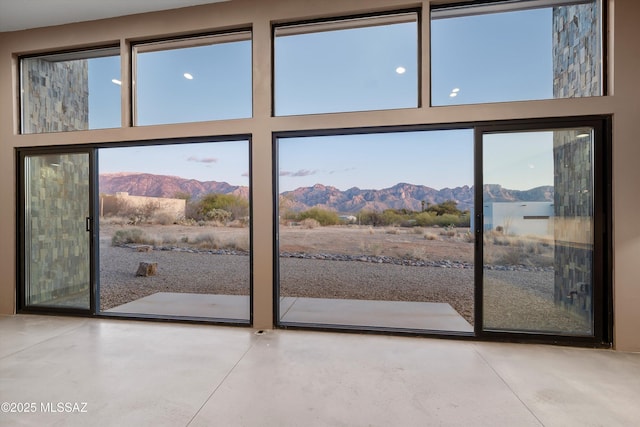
[0,0,229,33]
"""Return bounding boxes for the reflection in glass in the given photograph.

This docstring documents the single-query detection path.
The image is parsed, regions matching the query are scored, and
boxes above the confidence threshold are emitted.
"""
[134,32,252,126]
[277,130,474,332]
[98,141,250,321]
[24,153,91,309]
[274,13,418,116]
[431,1,601,106]
[21,48,121,133]
[482,129,594,335]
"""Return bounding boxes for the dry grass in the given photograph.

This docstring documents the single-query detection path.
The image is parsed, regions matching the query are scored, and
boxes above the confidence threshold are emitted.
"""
[103,223,553,267]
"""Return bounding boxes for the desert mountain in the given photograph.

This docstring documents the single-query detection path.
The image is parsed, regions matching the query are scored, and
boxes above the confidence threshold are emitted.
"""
[99,173,249,201]
[100,173,553,213]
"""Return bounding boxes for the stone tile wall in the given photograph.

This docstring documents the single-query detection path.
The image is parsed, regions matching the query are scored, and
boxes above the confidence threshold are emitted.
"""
[26,154,90,306]
[553,3,601,98]
[553,131,594,329]
[551,4,599,328]
[22,57,89,133]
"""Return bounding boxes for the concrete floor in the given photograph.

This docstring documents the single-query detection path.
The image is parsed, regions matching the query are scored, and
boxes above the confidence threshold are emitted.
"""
[0,315,638,427]
[106,292,473,332]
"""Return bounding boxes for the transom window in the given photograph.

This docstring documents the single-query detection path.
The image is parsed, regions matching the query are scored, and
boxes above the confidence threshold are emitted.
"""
[133,31,252,126]
[274,12,419,116]
[431,0,602,105]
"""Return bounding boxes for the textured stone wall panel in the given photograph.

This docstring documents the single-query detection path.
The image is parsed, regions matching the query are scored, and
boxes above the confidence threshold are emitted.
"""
[553,3,601,98]
[22,58,89,133]
[27,155,90,304]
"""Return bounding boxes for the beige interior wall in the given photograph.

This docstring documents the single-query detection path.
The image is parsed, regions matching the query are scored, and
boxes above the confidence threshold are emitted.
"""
[0,0,638,350]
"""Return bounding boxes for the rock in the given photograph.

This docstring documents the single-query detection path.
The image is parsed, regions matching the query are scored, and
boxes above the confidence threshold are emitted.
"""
[136,261,157,277]
[136,245,153,252]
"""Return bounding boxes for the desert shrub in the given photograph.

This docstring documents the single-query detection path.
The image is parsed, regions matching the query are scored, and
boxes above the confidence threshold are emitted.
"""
[189,193,248,222]
[440,227,456,237]
[385,228,399,235]
[424,232,439,241]
[301,218,320,229]
[193,233,220,249]
[102,216,127,226]
[381,209,404,226]
[227,219,248,228]
[412,227,425,235]
[112,228,149,246]
[153,212,175,225]
[298,208,340,226]
[192,233,249,251]
[406,246,427,260]
[499,249,526,266]
[485,231,517,246]
[161,235,178,245]
[227,235,249,251]
[425,200,463,216]
[204,208,232,223]
[360,243,382,256]
[358,210,389,227]
[414,211,437,227]
[438,214,466,228]
[122,201,162,225]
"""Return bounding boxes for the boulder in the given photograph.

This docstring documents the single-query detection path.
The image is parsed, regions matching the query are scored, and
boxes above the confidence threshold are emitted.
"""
[136,261,157,277]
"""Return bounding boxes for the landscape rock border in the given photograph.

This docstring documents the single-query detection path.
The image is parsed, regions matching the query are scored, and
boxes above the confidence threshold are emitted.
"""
[119,243,552,272]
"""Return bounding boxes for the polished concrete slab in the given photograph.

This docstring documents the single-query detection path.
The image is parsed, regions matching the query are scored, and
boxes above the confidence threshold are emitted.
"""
[280,297,474,332]
[105,292,250,320]
[1,314,639,427]
[106,293,473,332]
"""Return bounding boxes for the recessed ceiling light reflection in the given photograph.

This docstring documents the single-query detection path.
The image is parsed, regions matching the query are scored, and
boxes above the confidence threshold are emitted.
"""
[449,92,458,97]
[184,73,194,80]
[395,66,406,74]
[111,79,122,85]
[577,132,590,138]
[452,88,460,93]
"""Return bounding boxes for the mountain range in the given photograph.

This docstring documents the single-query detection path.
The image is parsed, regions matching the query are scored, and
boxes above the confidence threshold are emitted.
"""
[99,173,553,213]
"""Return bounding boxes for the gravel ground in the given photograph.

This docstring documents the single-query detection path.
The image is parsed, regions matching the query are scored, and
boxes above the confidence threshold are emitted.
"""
[100,245,591,333]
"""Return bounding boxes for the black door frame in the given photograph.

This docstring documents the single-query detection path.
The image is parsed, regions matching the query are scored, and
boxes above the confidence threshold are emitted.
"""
[272,117,612,346]
[474,116,612,346]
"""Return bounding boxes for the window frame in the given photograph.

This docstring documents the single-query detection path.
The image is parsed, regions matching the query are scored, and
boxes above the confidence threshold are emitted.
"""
[19,45,121,134]
[272,8,422,117]
[131,29,253,127]
[429,0,605,106]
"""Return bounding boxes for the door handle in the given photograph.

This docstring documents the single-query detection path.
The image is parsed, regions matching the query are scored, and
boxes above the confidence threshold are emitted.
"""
[86,217,92,232]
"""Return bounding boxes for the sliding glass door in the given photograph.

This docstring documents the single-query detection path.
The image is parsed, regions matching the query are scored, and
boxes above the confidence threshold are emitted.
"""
[273,119,609,343]
[276,129,475,333]
[479,121,606,339]
[20,150,95,311]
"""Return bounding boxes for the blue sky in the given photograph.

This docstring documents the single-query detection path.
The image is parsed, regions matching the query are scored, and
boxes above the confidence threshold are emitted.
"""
[91,6,560,192]
[278,131,473,191]
[431,8,552,105]
[99,141,250,186]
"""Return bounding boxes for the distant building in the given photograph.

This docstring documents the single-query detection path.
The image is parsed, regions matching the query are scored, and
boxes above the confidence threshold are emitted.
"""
[483,202,554,237]
[100,192,186,221]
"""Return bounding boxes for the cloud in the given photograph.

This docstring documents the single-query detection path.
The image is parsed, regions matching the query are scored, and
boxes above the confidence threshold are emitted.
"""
[241,171,249,177]
[187,156,218,164]
[280,169,318,177]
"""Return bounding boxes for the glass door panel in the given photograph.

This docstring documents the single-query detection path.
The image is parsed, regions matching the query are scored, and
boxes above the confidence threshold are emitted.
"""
[482,128,594,335]
[277,130,475,333]
[97,141,251,322]
[24,152,92,310]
